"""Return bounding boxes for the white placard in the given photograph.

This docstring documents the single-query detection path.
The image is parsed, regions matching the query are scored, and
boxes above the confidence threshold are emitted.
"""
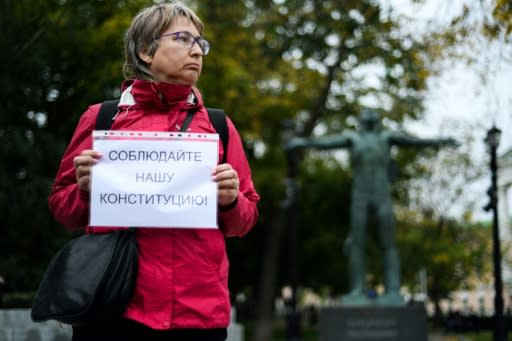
[90,130,219,228]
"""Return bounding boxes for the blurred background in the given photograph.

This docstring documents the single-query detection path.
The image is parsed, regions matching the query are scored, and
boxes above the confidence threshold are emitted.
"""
[1,1,511,340]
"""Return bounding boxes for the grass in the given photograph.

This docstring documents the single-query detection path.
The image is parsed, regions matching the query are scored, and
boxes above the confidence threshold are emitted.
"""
[461,332,492,341]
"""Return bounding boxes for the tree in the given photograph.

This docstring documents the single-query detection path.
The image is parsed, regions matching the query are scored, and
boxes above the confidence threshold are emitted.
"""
[0,0,145,294]
[491,0,512,37]
[396,210,491,323]
[394,120,491,322]
[235,1,435,338]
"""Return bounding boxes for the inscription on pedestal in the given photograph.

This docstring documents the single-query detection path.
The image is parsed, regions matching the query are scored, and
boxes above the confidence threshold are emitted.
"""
[346,318,398,338]
[319,304,427,341]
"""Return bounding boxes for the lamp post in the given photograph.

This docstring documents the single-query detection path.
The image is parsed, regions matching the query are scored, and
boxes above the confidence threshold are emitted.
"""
[484,125,507,341]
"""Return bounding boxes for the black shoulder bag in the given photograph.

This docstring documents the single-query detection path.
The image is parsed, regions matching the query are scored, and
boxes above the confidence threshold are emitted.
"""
[31,102,139,326]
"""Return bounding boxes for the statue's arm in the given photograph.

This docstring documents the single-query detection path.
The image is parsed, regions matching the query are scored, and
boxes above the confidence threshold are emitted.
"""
[286,132,354,150]
[388,132,459,148]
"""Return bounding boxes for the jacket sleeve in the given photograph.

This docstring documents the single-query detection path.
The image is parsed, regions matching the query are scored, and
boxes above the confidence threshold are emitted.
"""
[48,104,100,230]
[218,117,260,237]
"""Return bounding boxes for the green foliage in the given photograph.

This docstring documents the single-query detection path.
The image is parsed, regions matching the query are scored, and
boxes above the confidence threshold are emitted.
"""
[295,155,351,294]
[464,332,492,341]
[397,213,491,297]
[0,0,145,291]
[493,0,512,37]
[390,124,491,316]
[424,0,512,71]
[1,292,35,309]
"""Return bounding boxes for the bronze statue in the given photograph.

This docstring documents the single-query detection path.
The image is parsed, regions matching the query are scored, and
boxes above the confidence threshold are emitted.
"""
[287,109,458,305]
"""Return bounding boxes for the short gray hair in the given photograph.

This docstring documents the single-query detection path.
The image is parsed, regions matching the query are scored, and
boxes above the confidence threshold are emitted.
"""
[123,1,204,81]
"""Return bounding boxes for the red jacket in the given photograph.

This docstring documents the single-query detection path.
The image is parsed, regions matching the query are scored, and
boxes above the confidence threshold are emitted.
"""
[48,80,260,330]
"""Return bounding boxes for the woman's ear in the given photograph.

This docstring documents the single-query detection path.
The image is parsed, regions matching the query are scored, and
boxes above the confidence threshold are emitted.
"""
[139,51,152,64]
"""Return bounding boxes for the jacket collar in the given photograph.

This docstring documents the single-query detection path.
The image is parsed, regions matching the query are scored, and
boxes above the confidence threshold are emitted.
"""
[120,79,201,111]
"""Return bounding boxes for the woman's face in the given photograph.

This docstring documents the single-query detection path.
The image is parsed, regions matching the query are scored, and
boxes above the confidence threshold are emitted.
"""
[140,16,203,85]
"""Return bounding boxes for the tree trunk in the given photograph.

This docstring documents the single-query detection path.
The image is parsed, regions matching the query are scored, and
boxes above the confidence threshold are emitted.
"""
[252,207,286,341]
[431,275,443,328]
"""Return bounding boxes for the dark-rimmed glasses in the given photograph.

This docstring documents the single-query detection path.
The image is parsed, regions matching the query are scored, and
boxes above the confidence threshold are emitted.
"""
[156,31,210,55]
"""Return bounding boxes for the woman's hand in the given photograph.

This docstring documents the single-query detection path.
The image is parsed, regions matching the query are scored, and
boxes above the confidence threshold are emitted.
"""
[212,163,239,208]
[73,150,102,192]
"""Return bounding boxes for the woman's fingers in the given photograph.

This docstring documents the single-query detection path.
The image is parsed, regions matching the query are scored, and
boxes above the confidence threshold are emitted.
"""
[73,150,102,192]
[213,163,239,206]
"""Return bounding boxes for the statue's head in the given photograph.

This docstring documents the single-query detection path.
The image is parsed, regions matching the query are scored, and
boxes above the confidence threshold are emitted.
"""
[359,109,380,131]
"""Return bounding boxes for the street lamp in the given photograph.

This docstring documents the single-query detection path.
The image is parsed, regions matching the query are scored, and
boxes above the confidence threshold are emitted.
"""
[484,125,507,341]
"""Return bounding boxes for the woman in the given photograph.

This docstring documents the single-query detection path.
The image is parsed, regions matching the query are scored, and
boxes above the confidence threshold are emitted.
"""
[48,2,260,340]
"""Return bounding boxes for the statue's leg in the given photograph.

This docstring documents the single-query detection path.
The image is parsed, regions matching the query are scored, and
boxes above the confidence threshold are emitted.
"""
[376,201,403,304]
[346,198,367,297]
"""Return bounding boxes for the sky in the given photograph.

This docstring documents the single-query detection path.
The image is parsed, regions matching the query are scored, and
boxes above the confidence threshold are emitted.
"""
[381,0,512,220]
[384,0,512,153]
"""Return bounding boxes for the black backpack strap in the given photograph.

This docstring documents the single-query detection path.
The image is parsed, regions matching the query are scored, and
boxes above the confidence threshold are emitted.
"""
[94,101,229,163]
[206,108,229,164]
[95,99,120,130]
[180,109,196,132]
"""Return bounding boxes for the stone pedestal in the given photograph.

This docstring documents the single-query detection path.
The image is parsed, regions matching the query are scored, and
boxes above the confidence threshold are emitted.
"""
[227,308,244,341]
[319,303,427,341]
[0,309,72,341]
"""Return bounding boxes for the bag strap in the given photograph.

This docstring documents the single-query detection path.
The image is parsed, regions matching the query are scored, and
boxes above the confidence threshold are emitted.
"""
[207,108,229,164]
[180,109,196,132]
[95,100,229,163]
[95,99,120,130]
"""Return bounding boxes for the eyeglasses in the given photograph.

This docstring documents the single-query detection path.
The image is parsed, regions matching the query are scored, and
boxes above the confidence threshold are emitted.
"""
[156,31,210,55]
